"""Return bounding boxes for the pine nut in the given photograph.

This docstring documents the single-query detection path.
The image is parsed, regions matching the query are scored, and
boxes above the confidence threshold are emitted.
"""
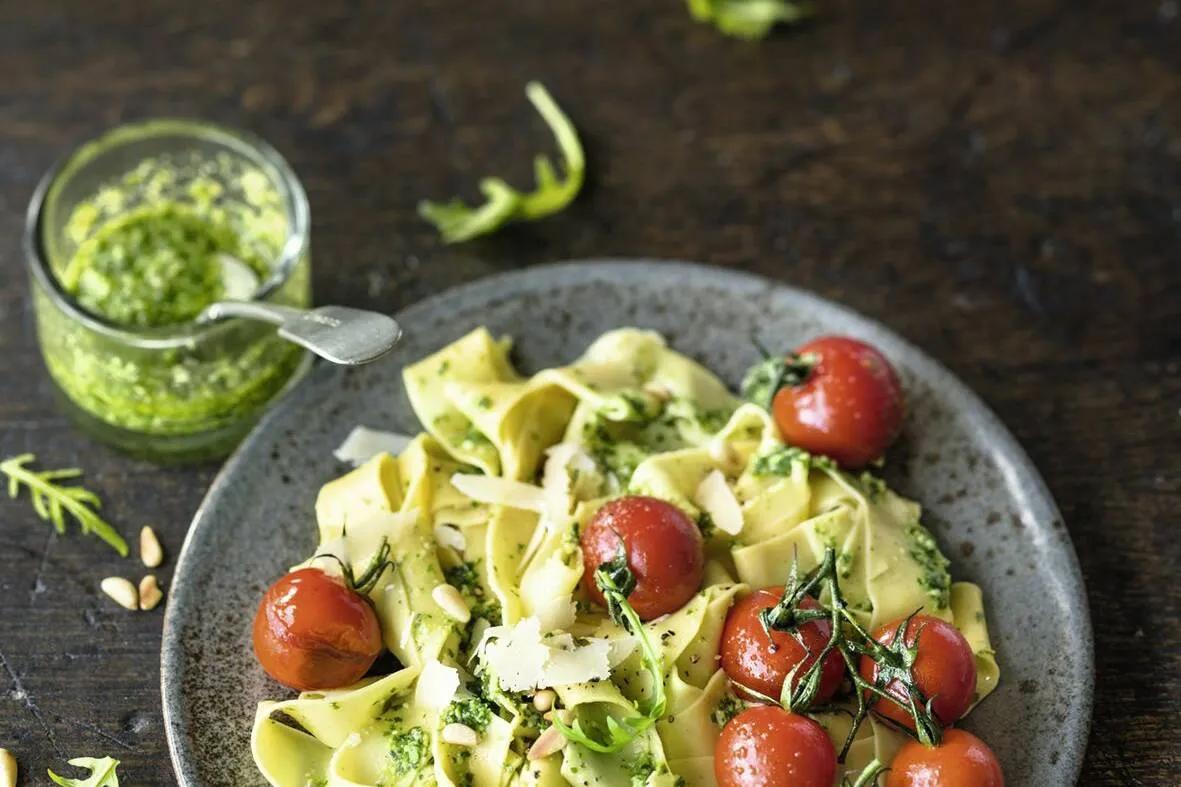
[441,722,478,747]
[532,689,557,713]
[642,382,672,402]
[528,725,568,760]
[100,577,138,610]
[0,748,17,787]
[542,708,573,725]
[139,575,164,611]
[140,526,164,568]
[432,583,471,623]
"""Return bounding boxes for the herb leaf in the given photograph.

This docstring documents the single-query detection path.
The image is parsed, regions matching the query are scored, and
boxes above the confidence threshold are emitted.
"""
[760,547,948,758]
[48,756,121,787]
[1,454,128,556]
[842,759,887,787]
[686,0,811,40]
[740,351,814,411]
[418,82,584,243]
[553,550,666,753]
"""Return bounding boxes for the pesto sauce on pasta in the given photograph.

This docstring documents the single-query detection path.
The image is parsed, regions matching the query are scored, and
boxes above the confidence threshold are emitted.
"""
[250,328,999,787]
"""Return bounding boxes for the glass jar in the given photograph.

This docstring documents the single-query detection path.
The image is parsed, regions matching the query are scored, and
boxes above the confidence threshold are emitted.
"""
[24,119,312,461]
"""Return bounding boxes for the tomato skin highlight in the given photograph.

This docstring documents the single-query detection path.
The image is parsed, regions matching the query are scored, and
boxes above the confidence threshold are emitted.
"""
[714,705,836,787]
[720,589,845,703]
[887,728,1004,787]
[252,567,383,691]
[771,335,904,468]
[859,614,977,730]
[580,495,705,621]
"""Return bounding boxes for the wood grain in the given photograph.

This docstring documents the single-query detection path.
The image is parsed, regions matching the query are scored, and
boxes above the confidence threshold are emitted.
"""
[0,0,1178,783]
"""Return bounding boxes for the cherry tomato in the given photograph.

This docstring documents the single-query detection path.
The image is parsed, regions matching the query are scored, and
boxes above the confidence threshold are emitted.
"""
[887,729,1004,787]
[580,495,705,621]
[715,705,836,787]
[858,614,976,730]
[720,589,844,703]
[252,567,383,691]
[771,336,904,468]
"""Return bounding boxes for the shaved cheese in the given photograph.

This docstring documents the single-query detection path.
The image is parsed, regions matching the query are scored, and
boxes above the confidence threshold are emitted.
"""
[607,635,638,666]
[543,636,612,686]
[533,594,576,631]
[478,616,615,691]
[478,617,550,692]
[334,426,413,466]
[305,536,348,577]
[541,443,599,519]
[451,473,547,512]
[415,658,461,710]
[695,469,744,535]
[434,524,467,552]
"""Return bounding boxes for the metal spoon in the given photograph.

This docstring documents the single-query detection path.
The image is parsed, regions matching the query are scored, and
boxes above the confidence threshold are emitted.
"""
[197,255,402,366]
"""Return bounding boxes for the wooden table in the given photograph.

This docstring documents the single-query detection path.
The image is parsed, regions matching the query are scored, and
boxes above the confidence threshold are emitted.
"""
[1,1,1177,784]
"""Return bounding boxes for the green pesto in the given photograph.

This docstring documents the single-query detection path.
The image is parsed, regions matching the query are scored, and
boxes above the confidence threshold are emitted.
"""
[582,393,734,487]
[36,151,309,442]
[751,444,834,476]
[906,521,952,607]
[443,696,493,733]
[388,726,430,776]
[62,201,268,328]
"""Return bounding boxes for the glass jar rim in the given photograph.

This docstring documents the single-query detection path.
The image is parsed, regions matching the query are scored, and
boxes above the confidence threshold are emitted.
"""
[23,118,310,350]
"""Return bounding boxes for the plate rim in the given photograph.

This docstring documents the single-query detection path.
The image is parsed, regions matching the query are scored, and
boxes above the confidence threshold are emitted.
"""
[162,258,1094,785]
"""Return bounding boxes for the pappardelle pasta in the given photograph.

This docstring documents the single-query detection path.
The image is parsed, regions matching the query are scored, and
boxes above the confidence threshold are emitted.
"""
[250,328,1001,787]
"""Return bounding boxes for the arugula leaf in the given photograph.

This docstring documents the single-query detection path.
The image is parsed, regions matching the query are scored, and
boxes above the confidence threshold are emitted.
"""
[843,759,887,787]
[686,0,811,39]
[48,756,121,787]
[419,82,584,243]
[739,351,814,411]
[553,549,666,753]
[1,454,128,556]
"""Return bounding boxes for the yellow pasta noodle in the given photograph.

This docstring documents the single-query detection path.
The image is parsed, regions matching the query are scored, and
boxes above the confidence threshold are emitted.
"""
[250,328,999,787]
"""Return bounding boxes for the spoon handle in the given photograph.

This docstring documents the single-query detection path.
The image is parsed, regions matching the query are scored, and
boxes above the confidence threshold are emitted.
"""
[197,300,304,326]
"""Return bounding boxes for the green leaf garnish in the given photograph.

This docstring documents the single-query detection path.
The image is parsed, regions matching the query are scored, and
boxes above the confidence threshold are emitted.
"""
[553,548,666,753]
[740,348,815,411]
[760,547,947,758]
[843,759,887,787]
[418,82,584,243]
[48,756,121,787]
[1,454,128,557]
[686,0,811,40]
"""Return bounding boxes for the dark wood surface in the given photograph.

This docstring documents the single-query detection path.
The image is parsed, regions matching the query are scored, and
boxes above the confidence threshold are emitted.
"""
[1,1,1178,784]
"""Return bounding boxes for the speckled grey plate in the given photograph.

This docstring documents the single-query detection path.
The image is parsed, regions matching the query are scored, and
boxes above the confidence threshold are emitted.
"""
[162,261,1092,786]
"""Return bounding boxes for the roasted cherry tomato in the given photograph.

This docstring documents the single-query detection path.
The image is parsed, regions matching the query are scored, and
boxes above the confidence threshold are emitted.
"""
[858,614,976,730]
[720,589,844,703]
[715,705,836,787]
[887,729,1004,787]
[771,336,904,468]
[580,495,704,621]
[252,567,383,691]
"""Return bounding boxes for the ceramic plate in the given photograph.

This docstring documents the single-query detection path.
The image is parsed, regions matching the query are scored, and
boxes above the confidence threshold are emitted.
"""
[162,261,1093,786]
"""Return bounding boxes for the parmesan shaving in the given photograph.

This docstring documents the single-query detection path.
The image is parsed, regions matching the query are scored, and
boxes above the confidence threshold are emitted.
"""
[541,442,599,519]
[415,658,461,710]
[477,616,616,691]
[334,426,413,466]
[695,469,744,535]
[451,473,547,512]
[533,594,577,631]
[433,524,467,552]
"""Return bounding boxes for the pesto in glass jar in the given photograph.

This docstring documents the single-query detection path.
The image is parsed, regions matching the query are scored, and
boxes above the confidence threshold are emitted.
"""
[26,119,312,461]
